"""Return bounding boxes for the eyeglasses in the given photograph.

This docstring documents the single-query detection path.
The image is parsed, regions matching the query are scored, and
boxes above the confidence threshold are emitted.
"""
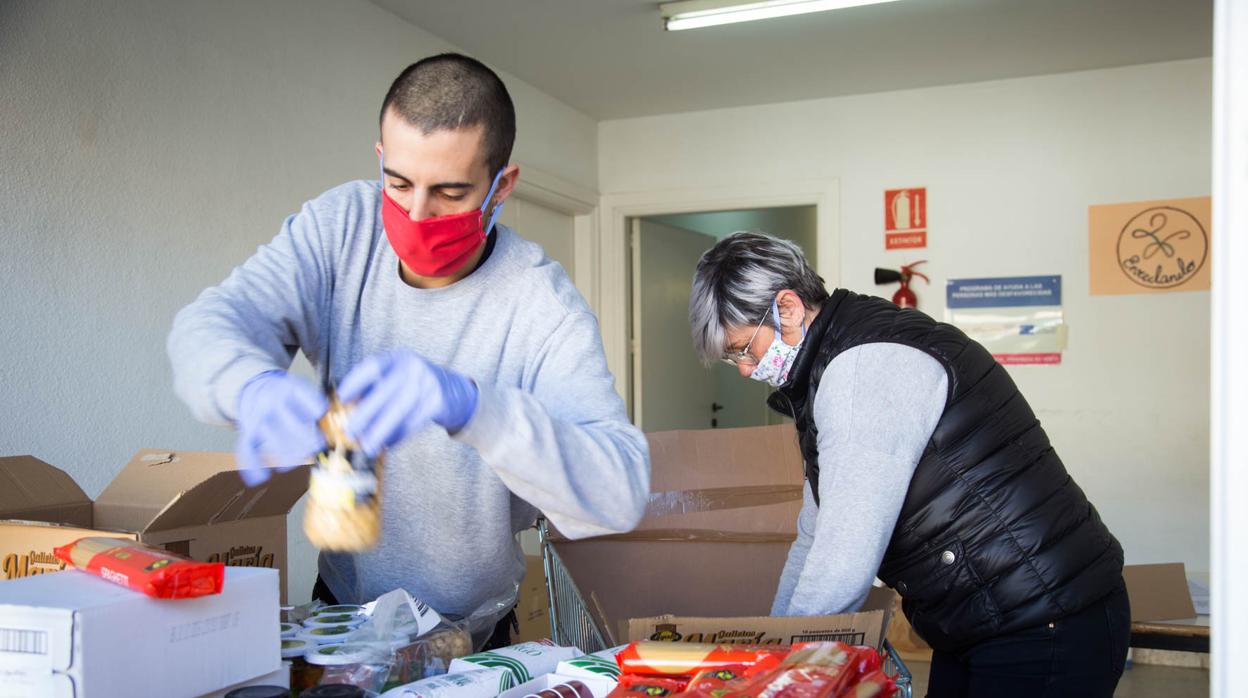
[720,305,772,367]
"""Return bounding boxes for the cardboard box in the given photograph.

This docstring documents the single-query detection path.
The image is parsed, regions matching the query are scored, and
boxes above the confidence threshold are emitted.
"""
[1123,562,1198,622]
[515,555,551,643]
[549,425,892,649]
[0,450,308,602]
[0,566,280,698]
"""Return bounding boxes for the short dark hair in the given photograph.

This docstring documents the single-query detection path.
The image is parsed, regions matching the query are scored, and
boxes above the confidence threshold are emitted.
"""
[380,53,516,176]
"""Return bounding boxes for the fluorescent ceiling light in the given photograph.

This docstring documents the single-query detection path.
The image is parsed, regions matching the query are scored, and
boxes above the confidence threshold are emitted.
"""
[661,0,904,31]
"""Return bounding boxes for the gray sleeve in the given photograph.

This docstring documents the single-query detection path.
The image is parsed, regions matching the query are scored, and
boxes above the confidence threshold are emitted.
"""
[771,480,818,615]
[167,201,330,426]
[782,342,948,616]
[453,311,651,539]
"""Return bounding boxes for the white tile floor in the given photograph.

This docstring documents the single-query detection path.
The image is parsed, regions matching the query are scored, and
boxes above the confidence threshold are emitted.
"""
[903,660,1209,697]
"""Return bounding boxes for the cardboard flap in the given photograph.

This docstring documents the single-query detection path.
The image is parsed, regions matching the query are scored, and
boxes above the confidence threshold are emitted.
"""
[93,450,309,532]
[0,456,92,526]
[636,425,804,535]
[1124,563,1197,622]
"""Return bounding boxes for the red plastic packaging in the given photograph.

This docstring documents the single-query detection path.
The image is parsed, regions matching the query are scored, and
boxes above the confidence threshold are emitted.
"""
[835,669,896,698]
[606,675,688,698]
[616,642,791,678]
[53,537,225,598]
[722,643,886,698]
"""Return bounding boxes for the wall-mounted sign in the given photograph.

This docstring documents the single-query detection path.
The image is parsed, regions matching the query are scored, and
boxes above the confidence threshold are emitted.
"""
[885,187,926,250]
[1088,197,1211,295]
[947,275,1066,365]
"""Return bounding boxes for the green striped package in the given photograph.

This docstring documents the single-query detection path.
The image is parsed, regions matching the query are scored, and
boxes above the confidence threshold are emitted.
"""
[554,646,627,681]
[378,667,515,698]
[448,640,583,685]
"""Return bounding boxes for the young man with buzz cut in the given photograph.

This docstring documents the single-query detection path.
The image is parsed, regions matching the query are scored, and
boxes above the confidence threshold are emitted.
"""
[168,53,650,649]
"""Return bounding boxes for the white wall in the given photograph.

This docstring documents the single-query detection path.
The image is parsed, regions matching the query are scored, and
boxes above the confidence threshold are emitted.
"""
[651,206,818,252]
[0,0,598,603]
[601,59,1213,579]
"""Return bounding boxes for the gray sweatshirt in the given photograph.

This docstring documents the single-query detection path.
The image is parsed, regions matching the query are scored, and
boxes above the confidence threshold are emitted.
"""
[771,342,948,616]
[168,180,650,624]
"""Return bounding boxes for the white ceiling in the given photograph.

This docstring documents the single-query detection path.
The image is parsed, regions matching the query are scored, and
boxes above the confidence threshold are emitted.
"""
[370,0,1211,120]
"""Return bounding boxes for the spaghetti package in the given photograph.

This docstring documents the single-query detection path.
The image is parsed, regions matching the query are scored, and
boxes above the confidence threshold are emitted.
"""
[682,664,751,698]
[604,675,687,698]
[725,643,886,698]
[615,642,790,678]
[836,670,895,698]
[52,537,224,598]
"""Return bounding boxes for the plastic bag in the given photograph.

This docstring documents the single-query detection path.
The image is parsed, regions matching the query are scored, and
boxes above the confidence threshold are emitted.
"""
[52,537,223,598]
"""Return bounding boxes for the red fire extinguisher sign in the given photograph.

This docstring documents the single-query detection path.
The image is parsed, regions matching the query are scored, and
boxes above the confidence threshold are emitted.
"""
[885,187,927,250]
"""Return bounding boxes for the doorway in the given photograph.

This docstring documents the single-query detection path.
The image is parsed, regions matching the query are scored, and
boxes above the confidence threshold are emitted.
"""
[628,206,817,432]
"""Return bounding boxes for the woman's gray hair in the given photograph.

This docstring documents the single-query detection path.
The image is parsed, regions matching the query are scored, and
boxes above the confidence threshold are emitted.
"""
[689,231,829,365]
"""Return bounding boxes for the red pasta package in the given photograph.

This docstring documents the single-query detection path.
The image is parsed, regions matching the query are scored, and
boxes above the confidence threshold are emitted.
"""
[722,643,886,698]
[836,670,895,698]
[683,664,750,698]
[616,642,791,677]
[53,537,225,599]
[606,675,688,698]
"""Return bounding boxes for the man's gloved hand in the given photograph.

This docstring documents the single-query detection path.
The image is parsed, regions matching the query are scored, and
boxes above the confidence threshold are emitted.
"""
[234,370,329,486]
[338,350,479,456]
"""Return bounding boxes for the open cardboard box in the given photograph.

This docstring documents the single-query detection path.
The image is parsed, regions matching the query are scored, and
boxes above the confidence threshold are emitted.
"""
[0,449,308,602]
[549,425,893,649]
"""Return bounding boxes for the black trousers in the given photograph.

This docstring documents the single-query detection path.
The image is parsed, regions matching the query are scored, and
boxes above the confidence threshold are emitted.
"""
[926,584,1131,698]
[312,575,519,651]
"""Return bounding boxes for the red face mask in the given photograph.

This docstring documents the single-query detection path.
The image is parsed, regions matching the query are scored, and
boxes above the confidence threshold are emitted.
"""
[380,162,506,278]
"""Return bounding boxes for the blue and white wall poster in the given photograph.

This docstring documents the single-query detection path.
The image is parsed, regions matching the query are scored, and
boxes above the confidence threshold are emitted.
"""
[946,276,1066,365]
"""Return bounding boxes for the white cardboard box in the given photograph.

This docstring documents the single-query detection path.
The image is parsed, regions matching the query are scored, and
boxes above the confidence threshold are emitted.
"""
[198,663,291,698]
[0,566,280,697]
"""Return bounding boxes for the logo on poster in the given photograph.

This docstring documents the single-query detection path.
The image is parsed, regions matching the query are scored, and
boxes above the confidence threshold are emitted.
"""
[1117,207,1207,289]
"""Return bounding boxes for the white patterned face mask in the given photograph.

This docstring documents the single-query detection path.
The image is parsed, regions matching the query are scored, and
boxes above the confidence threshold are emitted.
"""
[748,299,806,387]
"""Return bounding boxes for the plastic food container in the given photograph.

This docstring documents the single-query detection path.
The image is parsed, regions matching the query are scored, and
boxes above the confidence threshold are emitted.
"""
[311,604,367,617]
[304,614,369,629]
[281,622,302,639]
[298,625,361,646]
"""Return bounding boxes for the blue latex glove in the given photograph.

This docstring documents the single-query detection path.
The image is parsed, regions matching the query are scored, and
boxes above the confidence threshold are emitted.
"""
[234,370,329,486]
[338,350,479,456]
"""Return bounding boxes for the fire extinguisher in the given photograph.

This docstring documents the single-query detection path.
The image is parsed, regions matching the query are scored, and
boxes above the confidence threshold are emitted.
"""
[874,260,929,309]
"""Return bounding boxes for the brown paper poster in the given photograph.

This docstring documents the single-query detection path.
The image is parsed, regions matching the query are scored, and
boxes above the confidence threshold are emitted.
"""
[1088,197,1211,295]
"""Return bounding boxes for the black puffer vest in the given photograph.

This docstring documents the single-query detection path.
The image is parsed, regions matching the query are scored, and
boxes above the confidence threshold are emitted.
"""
[768,289,1124,653]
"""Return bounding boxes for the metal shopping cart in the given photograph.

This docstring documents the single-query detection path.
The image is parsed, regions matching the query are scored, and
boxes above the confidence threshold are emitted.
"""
[538,519,914,698]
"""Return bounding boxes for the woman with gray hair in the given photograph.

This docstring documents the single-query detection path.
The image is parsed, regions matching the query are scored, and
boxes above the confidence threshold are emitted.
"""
[689,232,1129,698]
